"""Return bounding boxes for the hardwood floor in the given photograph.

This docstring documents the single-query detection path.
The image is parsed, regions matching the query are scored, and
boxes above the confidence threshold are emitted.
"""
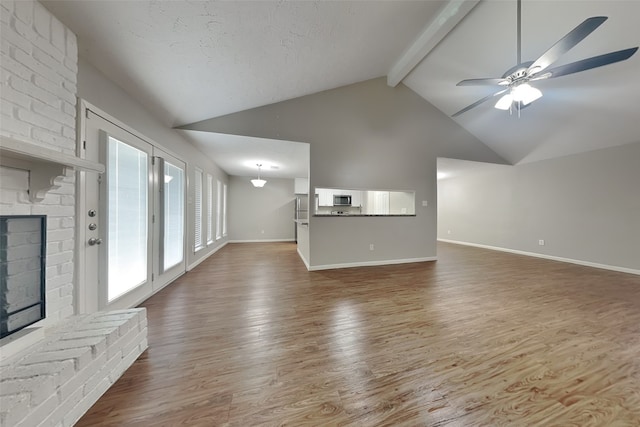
[76,242,640,426]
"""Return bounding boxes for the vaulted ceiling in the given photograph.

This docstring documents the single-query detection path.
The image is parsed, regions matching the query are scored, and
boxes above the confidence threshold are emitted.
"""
[44,0,640,177]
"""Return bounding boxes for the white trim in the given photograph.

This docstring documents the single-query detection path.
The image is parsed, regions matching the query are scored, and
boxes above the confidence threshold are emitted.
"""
[228,239,296,243]
[438,239,640,276]
[309,256,437,271]
[187,241,228,271]
[297,247,311,271]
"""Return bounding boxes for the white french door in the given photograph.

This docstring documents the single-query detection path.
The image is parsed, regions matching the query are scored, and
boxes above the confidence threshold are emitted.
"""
[153,149,186,290]
[80,106,186,312]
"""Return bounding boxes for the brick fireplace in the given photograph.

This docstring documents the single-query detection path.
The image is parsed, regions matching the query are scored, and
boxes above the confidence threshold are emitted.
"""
[0,2,147,425]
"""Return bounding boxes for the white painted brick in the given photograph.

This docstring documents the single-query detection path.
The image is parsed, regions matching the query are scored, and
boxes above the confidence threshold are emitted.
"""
[33,3,50,39]
[41,386,82,427]
[58,262,73,275]
[13,0,32,26]
[0,393,30,426]
[8,73,60,108]
[121,329,146,363]
[1,23,31,54]
[4,360,76,395]
[30,128,73,152]
[65,28,76,59]
[83,351,120,398]
[63,328,119,348]
[11,15,37,43]
[16,108,62,133]
[22,347,92,372]
[47,227,74,242]
[0,0,14,19]
[32,99,74,129]
[43,273,73,289]
[31,72,76,106]
[0,188,19,204]
[58,352,106,402]
[50,15,65,53]
[15,393,58,427]
[0,166,29,189]
[0,80,33,109]
[46,337,106,358]
[0,375,56,406]
[0,114,31,138]
[30,203,74,217]
[63,57,77,74]
[111,344,143,384]
[63,376,110,427]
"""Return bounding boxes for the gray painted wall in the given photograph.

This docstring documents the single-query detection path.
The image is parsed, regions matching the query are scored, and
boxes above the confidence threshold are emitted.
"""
[183,78,506,268]
[228,176,295,241]
[438,142,640,271]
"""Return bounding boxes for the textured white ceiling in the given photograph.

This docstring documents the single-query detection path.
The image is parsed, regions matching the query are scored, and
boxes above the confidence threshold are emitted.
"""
[44,0,444,126]
[44,0,640,178]
[405,0,640,165]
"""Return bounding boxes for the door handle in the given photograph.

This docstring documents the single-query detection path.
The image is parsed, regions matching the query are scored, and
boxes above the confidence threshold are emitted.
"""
[88,237,102,246]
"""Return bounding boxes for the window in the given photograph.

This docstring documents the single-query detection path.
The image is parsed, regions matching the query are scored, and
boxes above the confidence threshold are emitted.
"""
[222,183,228,236]
[207,174,214,244]
[163,161,184,271]
[107,136,148,301]
[216,179,222,240]
[194,168,203,251]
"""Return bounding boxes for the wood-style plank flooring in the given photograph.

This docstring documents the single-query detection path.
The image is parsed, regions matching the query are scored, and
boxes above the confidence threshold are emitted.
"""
[76,242,640,426]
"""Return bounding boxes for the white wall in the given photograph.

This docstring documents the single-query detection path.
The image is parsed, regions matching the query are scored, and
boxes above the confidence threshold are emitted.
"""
[0,0,78,323]
[76,58,229,269]
[228,176,295,242]
[438,142,640,272]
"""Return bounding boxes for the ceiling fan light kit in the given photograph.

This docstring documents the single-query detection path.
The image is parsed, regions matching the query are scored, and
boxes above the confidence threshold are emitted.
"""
[452,0,638,117]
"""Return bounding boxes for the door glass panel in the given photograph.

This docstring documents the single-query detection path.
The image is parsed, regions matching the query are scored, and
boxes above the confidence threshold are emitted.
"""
[163,161,184,271]
[107,136,148,301]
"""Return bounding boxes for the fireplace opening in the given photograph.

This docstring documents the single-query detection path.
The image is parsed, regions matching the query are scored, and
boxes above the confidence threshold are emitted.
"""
[0,215,46,339]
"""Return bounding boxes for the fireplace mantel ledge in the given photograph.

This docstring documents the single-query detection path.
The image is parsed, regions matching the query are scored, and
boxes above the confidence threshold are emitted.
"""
[0,135,104,202]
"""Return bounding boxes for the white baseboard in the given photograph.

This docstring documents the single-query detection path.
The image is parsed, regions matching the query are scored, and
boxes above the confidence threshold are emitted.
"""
[438,239,640,276]
[228,239,295,243]
[187,241,228,271]
[297,247,311,270]
[309,256,437,271]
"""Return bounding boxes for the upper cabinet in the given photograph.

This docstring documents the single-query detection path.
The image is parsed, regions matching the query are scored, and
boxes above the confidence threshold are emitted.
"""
[294,177,308,194]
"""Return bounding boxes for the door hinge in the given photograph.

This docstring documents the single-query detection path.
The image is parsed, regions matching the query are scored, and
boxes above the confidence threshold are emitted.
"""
[83,140,86,150]
[151,156,156,166]
[152,214,155,223]
[152,273,154,281]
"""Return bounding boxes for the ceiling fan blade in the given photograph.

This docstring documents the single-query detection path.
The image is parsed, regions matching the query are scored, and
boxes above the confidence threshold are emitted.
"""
[534,47,638,80]
[457,78,508,87]
[527,16,608,75]
[452,89,508,117]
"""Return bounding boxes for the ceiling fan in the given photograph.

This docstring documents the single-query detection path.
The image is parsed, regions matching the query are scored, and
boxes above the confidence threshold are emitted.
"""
[452,0,638,117]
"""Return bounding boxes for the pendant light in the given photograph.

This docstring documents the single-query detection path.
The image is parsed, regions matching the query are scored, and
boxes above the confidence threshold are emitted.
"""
[250,164,266,188]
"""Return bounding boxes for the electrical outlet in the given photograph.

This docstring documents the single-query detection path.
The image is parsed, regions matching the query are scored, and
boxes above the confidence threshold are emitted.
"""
[261,230,265,234]
[369,244,374,251]
[538,239,545,246]
[447,230,451,235]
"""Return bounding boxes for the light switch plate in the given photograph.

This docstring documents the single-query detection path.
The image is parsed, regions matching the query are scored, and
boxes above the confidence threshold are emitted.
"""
[422,200,428,207]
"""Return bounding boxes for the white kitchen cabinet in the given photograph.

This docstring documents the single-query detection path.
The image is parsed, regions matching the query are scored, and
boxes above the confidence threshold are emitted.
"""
[294,177,308,194]
[350,190,362,207]
[317,188,335,206]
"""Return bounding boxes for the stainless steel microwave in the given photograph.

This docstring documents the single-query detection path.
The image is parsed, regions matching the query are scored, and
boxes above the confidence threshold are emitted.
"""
[333,195,352,206]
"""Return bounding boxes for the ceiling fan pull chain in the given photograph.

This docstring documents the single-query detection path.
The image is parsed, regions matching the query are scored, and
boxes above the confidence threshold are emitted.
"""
[517,0,522,65]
